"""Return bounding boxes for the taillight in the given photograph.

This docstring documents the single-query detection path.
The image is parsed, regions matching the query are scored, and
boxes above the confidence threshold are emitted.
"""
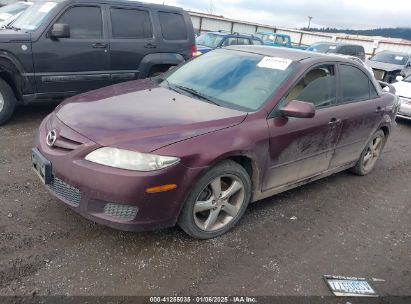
[191,44,197,58]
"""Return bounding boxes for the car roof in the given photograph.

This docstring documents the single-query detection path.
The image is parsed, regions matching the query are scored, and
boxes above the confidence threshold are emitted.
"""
[226,45,349,62]
[376,50,409,56]
[51,0,184,10]
[311,41,362,47]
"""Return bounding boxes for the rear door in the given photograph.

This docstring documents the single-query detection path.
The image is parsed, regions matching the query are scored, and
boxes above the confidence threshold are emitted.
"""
[32,4,110,95]
[329,64,384,168]
[107,4,155,82]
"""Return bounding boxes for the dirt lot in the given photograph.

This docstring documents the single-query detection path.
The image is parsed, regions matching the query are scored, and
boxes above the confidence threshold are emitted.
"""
[0,104,410,297]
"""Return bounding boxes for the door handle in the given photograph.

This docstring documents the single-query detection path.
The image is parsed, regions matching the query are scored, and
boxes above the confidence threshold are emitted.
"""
[92,43,108,49]
[328,117,341,125]
[375,106,383,113]
[144,43,157,49]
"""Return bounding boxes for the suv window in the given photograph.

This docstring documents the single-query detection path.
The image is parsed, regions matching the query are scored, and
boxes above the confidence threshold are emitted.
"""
[237,38,251,45]
[223,38,238,46]
[158,11,187,40]
[339,64,370,103]
[110,7,152,39]
[57,6,102,38]
[286,65,336,108]
[339,46,356,56]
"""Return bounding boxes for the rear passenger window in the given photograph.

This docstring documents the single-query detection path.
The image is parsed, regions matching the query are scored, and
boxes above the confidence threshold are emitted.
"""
[339,64,370,103]
[110,8,152,39]
[223,38,238,46]
[252,39,263,45]
[58,6,102,38]
[158,12,187,40]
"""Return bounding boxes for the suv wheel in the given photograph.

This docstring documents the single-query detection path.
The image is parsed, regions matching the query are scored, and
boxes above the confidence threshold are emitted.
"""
[0,78,17,125]
[178,160,251,239]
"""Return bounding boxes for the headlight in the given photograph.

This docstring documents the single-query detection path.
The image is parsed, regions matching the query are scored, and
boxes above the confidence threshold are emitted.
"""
[85,147,180,171]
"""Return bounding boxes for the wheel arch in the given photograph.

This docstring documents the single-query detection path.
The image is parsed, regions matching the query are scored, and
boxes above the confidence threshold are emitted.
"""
[138,53,185,79]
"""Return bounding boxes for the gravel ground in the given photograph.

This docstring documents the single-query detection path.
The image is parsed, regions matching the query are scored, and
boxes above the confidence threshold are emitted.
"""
[0,104,410,297]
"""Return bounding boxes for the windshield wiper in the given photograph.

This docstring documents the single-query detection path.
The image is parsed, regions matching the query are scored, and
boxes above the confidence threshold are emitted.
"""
[4,25,20,31]
[174,85,221,106]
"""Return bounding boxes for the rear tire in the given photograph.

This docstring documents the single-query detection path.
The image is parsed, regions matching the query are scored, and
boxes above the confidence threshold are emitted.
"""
[178,160,251,239]
[350,130,385,176]
[0,78,17,125]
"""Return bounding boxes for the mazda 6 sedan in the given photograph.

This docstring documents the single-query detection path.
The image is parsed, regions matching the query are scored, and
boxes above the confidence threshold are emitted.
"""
[32,46,398,239]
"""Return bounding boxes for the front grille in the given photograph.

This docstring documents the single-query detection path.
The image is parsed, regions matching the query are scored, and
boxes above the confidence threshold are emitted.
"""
[50,177,81,206]
[53,135,83,151]
[103,203,138,221]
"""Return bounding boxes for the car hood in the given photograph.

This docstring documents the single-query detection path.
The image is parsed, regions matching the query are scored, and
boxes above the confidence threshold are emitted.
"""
[0,29,30,42]
[56,79,247,153]
[392,81,411,98]
[367,60,404,72]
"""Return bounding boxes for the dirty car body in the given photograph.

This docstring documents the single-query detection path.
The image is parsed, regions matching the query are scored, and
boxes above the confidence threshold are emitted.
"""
[32,46,398,238]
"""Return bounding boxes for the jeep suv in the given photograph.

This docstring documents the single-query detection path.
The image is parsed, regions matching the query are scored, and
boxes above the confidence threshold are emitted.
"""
[0,0,195,124]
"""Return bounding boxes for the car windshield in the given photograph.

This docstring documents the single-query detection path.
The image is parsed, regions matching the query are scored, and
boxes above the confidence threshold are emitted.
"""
[0,2,30,21]
[11,1,58,31]
[163,49,297,111]
[196,33,225,48]
[370,52,409,65]
[307,43,336,53]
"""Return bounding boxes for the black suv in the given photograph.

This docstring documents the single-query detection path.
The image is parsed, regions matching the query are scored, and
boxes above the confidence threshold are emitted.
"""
[306,42,366,61]
[0,0,195,124]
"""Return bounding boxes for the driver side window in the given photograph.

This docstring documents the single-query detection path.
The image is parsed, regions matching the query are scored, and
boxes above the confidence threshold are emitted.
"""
[57,6,103,39]
[285,64,336,108]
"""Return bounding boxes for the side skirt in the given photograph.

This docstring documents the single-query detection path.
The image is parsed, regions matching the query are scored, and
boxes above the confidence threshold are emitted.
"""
[251,162,356,202]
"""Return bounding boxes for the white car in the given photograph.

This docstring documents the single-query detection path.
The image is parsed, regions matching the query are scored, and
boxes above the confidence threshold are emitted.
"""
[392,75,411,120]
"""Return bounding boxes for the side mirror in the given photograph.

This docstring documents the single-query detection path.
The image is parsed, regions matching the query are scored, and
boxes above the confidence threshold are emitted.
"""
[406,62,411,67]
[280,100,315,118]
[395,75,404,82]
[50,23,70,39]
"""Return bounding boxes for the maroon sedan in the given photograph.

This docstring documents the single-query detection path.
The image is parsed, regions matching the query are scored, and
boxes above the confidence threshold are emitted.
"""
[32,46,398,239]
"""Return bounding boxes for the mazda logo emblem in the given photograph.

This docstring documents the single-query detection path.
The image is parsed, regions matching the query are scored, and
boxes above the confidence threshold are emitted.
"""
[46,130,57,147]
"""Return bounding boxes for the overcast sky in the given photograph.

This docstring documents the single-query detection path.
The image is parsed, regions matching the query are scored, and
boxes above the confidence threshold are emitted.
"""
[141,0,411,29]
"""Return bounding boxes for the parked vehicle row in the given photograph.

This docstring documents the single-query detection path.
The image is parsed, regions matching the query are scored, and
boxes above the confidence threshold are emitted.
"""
[0,0,195,125]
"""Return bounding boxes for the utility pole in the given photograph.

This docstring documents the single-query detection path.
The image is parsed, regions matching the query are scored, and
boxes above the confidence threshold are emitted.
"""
[307,16,313,30]
[208,0,215,15]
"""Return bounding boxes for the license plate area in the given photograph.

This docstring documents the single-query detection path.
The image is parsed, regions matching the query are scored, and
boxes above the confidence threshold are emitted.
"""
[32,148,52,184]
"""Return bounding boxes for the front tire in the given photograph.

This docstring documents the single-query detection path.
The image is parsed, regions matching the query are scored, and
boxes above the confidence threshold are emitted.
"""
[178,160,251,239]
[0,78,17,125]
[350,130,385,176]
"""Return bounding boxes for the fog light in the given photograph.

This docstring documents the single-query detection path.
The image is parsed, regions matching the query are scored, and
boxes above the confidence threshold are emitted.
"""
[146,184,177,193]
[103,203,138,221]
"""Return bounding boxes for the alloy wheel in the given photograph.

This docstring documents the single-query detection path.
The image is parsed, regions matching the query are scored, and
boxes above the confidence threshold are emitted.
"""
[362,134,384,172]
[193,174,245,232]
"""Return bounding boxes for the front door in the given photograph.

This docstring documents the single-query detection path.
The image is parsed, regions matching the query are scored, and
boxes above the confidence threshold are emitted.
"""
[263,64,342,191]
[32,5,110,95]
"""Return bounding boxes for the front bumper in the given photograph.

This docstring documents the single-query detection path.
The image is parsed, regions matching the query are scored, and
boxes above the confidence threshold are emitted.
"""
[397,97,411,120]
[33,115,204,232]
